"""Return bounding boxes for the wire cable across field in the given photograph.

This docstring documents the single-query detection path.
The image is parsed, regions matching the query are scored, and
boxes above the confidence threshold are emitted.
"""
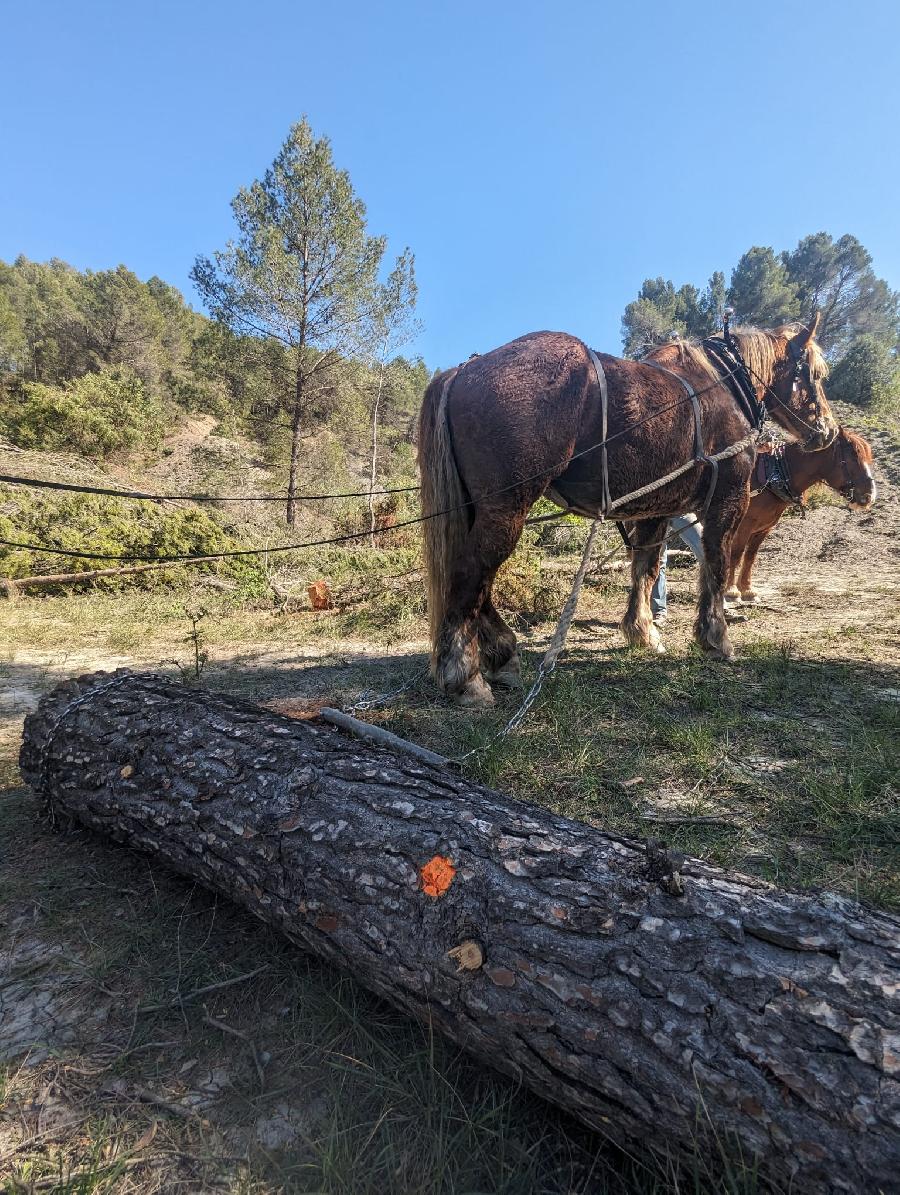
[1,362,760,564]
[0,473,419,502]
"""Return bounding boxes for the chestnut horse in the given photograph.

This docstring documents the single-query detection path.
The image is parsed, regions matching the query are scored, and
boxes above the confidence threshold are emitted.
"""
[418,318,837,706]
[726,427,876,603]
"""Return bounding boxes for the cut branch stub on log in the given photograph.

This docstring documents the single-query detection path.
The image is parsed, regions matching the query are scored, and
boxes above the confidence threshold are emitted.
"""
[19,671,900,1194]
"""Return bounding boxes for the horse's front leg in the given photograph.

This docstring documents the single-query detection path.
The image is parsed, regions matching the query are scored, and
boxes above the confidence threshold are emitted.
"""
[736,526,775,603]
[695,485,750,659]
[620,518,667,653]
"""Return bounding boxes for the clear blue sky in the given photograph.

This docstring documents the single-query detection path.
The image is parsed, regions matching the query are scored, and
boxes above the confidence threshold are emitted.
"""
[2,0,898,368]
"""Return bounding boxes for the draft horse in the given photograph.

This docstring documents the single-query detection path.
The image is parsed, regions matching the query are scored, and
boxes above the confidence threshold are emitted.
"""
[418,316,837,706]
[726,426,876,603]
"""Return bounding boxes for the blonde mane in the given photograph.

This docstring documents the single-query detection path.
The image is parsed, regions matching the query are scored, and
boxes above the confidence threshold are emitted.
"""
[644,338,719,382]
[732,324,829,387]
[645,323,829,391]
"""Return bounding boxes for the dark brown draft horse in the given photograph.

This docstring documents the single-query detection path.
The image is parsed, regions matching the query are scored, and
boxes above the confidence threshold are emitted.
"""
[418,317,837,706]
[726,426,876,603]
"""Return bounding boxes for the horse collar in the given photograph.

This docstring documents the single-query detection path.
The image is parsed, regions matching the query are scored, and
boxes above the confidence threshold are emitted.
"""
[702,336,766,431]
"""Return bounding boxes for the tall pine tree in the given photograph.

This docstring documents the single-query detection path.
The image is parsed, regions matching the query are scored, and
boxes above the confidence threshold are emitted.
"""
[191,119,416,524]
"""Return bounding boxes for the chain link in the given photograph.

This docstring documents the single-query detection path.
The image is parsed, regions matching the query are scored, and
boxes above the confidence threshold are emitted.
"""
[343,669,429,714]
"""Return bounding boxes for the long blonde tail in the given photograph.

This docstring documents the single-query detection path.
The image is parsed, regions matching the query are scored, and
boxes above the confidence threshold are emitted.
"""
[418,368,468,661]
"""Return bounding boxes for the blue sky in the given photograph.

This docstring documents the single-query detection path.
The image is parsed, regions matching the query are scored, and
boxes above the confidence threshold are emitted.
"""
[2,0,898,367]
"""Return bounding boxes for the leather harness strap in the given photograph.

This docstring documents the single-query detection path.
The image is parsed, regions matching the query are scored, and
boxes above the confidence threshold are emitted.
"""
[640,358,720,521]
[702,336,766,430]
[586,347,613,516]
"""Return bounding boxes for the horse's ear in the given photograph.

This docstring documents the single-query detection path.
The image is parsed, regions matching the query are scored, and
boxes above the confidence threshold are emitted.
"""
[799,310,821,347]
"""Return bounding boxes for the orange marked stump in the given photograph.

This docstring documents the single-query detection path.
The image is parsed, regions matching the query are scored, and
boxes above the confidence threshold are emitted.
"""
[307,579,332,610]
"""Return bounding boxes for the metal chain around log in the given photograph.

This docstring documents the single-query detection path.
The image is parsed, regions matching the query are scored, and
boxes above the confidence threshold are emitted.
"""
[19,671,900,1194]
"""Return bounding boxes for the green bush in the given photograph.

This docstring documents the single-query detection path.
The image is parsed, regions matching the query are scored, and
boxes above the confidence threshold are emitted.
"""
[0,484,260,590]
[0,366,167,457]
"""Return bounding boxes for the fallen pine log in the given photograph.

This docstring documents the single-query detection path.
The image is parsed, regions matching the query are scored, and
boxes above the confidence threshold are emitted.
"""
[19,671,900,1193]
[1,557,214,599]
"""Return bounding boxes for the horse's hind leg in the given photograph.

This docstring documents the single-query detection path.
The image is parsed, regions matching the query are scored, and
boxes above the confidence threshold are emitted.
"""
[695,484,750,659]
[434,506,528,707]
[620,519,667,653]
[479,598,520,688]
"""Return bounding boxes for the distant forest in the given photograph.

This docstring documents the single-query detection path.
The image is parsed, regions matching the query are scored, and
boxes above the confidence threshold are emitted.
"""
[0,253,429,488]
[620,232,900,412]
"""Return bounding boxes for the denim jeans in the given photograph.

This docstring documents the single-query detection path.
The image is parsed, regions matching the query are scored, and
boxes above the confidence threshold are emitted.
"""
[650,515,705,617]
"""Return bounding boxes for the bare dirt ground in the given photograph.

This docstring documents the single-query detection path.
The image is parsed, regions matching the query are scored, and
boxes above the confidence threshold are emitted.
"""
[1,413,898,1193]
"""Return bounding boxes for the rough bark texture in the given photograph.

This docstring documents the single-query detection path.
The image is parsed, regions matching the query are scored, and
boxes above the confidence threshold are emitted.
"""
[19,671,900,1193]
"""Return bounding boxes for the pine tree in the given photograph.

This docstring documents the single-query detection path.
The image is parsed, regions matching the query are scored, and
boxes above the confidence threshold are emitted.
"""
[191,119,416,524]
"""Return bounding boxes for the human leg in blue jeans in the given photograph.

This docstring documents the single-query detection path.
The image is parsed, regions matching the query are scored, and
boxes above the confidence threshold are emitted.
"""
[651,515,705,621]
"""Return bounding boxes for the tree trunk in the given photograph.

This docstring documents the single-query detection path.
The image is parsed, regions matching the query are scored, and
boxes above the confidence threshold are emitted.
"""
[368,356,386,547]
[19,671,900,1194]
[1,558,216,598]
[286,364,304,526]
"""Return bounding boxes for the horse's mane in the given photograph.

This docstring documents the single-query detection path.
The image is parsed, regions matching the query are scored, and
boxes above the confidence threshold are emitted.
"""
[644,324,829,389]
[839,425,873,463]
[734,324,829,385]
[643,339,719,382]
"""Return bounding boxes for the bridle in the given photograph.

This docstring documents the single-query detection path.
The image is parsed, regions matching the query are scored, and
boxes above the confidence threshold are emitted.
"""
[833,431,861,505]
[783,336,836,449]
[709,312,836,451]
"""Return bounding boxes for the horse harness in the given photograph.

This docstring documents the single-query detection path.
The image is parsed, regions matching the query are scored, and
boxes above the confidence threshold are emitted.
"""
[750,443,806,516]
[585,328,767,523]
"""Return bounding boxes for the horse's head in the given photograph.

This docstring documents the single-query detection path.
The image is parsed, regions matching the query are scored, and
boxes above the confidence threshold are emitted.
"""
[828,427,877,510]
[736,314,839,451]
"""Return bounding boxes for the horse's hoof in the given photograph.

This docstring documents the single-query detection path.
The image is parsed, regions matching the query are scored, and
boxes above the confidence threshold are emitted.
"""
[489,655,522,690]
[724,588,741,604]
[740,591,759,605]
[453,676,495,709]
[706,643,735,661]
[647,622,666,654]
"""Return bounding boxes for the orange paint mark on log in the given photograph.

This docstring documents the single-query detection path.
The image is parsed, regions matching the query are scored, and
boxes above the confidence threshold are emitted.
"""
[420,855,456,897]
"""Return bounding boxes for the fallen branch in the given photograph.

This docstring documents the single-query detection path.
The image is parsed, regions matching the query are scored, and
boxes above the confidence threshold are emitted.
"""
[137,965,269,1013]
[1,556,216,597]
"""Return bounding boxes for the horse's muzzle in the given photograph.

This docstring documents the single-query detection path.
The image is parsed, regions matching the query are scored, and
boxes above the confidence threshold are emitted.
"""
[849,483,877,511]
[805,420,839,452]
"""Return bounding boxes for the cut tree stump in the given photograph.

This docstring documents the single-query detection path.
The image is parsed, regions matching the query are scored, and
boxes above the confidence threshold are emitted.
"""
[19,671,900,1193]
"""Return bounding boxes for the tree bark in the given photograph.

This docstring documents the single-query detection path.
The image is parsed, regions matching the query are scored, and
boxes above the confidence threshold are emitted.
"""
[19,671,900,1194]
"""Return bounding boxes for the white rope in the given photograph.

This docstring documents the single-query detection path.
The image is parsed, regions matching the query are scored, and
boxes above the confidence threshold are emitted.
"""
[454,519,603,762]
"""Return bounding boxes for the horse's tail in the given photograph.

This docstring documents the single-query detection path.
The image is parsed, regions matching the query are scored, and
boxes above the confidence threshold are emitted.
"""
[418,368,467,661]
